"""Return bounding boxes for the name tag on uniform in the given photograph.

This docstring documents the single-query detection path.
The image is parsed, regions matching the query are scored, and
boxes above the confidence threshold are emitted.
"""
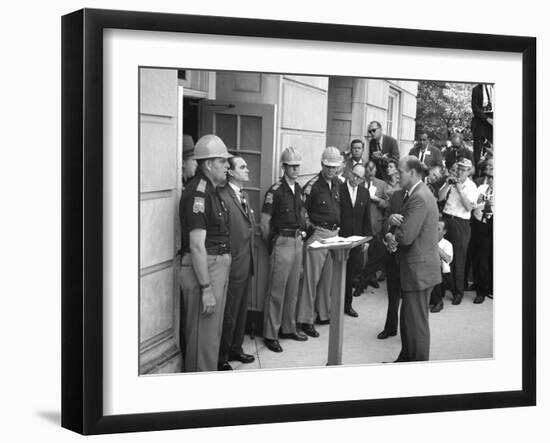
[193,196,205,213]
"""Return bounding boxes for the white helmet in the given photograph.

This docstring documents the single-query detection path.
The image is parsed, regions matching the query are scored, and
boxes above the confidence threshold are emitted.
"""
[194,134,233,160]
[321,146,343,167]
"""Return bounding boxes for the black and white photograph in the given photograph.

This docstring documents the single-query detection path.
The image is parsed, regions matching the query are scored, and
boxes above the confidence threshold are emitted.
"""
[139,69,495,374]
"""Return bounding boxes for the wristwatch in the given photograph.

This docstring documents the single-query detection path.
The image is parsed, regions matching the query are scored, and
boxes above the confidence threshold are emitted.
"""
[199,283,212,292]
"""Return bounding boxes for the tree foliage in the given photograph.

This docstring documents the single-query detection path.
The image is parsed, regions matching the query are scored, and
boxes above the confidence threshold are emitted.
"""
[415,81,474,146]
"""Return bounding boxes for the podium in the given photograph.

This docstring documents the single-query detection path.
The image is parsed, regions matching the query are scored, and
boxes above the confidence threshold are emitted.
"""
[307,236,371,365]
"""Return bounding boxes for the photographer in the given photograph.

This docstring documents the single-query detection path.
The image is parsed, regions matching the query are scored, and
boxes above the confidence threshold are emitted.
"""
[438,158,478,305]
[471,83,494,169]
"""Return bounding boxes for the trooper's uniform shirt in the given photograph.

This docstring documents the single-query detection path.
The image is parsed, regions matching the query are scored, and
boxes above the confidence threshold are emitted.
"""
[179,170,231,373]
[303,174,341,229]
[262,178,306,235]
[180,171,230,254]
[262,177,306,341]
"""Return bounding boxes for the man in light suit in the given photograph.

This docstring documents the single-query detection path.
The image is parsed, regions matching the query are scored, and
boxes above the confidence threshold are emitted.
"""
[340,164,372,318]
[217,156,256,370]
[367,120,400,181]
[387,156,441,362]
[408,132,443,168]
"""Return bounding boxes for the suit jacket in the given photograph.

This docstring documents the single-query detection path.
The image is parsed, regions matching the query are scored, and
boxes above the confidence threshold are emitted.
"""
[218,183,255,276]
[471,84,492,124]
[408,145,443,168]
[339,182,372,238]
[394,181,441,291]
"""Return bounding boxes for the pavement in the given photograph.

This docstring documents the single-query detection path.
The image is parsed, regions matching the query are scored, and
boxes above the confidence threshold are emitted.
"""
[230,282,493,370]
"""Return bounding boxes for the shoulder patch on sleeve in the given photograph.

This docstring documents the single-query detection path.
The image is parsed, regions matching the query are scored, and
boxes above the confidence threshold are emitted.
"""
[265,192,274,204]
[192,196,205,213]
[271,181,281,191]
[304,175,319,195]
[196,179,207,193]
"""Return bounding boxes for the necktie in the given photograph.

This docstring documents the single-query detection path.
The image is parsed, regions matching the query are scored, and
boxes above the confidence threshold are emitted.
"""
[403,190,410,203]
[420,150,425,163]
[377,142,382,152]
[239,190,249,214]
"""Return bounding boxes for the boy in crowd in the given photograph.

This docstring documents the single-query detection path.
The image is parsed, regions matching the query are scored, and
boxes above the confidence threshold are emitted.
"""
[430,218,454,313]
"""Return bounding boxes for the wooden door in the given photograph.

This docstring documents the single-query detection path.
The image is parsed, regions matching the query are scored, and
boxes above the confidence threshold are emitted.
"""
[200,100,276,322]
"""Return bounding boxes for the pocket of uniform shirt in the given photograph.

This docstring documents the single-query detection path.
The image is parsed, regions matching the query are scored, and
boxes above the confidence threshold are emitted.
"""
[278,204,290,213]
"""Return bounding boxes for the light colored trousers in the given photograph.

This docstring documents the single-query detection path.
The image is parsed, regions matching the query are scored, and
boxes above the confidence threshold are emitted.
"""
[180,253,231,372]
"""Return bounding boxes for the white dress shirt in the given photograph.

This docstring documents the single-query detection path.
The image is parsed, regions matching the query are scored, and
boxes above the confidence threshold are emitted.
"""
[347,182,357,207]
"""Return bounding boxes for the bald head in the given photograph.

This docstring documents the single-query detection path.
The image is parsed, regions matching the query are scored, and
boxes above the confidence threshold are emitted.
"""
[398,155,424,190]
[348,164,366,188]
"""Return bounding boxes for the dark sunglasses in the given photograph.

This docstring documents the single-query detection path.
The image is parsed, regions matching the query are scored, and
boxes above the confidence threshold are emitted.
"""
[368,128,378,134]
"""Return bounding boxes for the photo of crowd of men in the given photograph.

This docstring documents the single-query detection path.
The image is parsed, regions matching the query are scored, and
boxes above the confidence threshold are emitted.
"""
[139,70,494,374]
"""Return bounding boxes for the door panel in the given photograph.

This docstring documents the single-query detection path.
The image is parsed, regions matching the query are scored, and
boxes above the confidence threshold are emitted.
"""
[200,100,276,312]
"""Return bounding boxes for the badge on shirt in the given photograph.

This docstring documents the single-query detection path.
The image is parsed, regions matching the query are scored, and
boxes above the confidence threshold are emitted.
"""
[265,192,273,204]
[192,196,205,213]
[197,179,207,193]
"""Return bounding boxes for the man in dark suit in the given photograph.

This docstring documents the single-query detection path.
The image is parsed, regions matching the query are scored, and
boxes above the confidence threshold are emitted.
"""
[408,132,443,168]
[377,188,406,339]
[367,120,400,181]
[471,83,494,168]
[339,164,372,317]
[342,138,366,178]
[217,156,256,370]
[387,156,441,362]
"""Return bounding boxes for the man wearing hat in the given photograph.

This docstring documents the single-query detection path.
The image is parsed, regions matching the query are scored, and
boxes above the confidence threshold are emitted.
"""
[261,147,309,353]
[179,134,233,372]
[438,158,478,305]
[297,146,342,337]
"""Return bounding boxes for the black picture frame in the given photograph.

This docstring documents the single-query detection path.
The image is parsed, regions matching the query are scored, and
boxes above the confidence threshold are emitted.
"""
[61,8,536,435]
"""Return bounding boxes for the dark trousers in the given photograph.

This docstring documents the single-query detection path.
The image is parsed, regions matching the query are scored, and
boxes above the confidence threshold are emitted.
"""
[397,287,433,362]
[471,218,493,298]
[430,272,452,306]
[345,246,363,309]
[219,254,251,363]
[443,215,471,299]
[383,253,401,335]
[356,237,388,289]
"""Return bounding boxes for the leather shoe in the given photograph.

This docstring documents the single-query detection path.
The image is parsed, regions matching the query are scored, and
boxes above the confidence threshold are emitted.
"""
[430,302,444,313]
[264,339,283,353]
[217,361,233,371]
[301,323,320,338]
[344,306,358,317]
[315,316,330,325]
[228,351,255,364]
[452,294,463,305]
[473,295,485,304]
[367,279,380,289]
[352,287,363,297]
[377,330,397,339]
[279,331,308,341]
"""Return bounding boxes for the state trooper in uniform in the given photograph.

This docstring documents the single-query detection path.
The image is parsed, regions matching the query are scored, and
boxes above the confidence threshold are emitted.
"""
[179,134,233,372]
[261,147,308,353]
[297,146,342,337]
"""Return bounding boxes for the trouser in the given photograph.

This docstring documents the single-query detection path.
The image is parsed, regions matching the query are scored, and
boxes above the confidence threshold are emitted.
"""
[180,253,231,372]
[383,253,401,335]
[344,246,363,309]
[471,218,493,298]
[472,118,493,173]
[443,215,471,299]
[263,235,303,340]
[356,237,388,289]
[397,287,433,362]
[219,253,251,362]
[430,272,452,306]
[297,227,337,324]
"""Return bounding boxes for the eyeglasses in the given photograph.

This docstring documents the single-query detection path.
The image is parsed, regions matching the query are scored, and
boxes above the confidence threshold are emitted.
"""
[368,128,378,134]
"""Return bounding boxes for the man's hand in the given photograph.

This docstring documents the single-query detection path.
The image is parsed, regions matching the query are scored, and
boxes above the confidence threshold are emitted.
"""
[201,287,216,315]
[372,151,383,159]
[388,213,404,227]
[487,118,493,126]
